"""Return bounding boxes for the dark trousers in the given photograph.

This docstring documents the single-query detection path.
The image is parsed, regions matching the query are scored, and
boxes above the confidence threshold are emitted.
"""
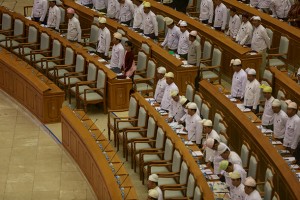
[83,3,93,8]
[144,33,155,39]
[214,27,222,31]
[120,20,131,26]
[201,19,209,24]
[33,17,47,25]
[179,53,188,60]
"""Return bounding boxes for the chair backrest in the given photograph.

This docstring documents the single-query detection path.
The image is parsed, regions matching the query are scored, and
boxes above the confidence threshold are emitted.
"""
[213,111,224,134]
[75,54,85,73]
[277,88,286,100]
[121,36,129,46]
[248,152,259,180]
[272,192,280,200]
[128,97,138,118]
[179,161,189,184]
[185,83,195,102]
[13,19,24,36]
[40,32,50,50]
[280,100,288,113]
[146,59,156,83]
[87,63,97,81]
[265,166,274,182]
[219,130,229,146]
[240,141,251,168]
[263,69,273,85]
[278,36,289,59]
[186,173,196,198]
[96,69,106,89]
[137,106,147,127]
[156,15,165,33]
[146,116,157,138]
[155,127,165,149]
[194,93,203,112]
[196,34,201,43]
[141,42,151,55]
[163,138,174,161]
[51,39,62,57]
[117,28,126,35]
[172,149,182,172]
[59,6,65,24]
[2,13,12,30]
[28,26,38,43]
[264,180,274,200]
[136,51,148,72]
[64,47,75,65]
[266,28,273,47]
[211,48,222,68]
[193,186,202,200]
[200,101,210,119]
[202,41,212,60]
[89,24,100,43]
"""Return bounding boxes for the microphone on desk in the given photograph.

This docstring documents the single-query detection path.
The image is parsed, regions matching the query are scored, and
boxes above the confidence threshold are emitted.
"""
[87,119,98,131]
[102,140,112,152]
[114,162,126,176]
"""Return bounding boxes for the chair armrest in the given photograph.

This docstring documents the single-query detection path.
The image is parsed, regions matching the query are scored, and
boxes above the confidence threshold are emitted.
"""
[0,29,13,34]
[76,80,96,86]
[267,53,287,57]
[200,65,221,70]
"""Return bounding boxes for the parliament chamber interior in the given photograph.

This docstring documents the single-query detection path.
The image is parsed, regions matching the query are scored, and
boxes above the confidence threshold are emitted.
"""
[0,0,299,199]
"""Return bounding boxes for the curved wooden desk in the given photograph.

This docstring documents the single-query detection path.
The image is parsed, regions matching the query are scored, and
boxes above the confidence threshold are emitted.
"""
[0,48,64,123]
[0,6,132,111]
[222,0,300,68]
[198,80,300,200]
[61,106,138,200]
[270,67,300,106]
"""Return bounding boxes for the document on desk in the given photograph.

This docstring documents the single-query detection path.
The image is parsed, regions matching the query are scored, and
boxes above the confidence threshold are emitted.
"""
[236,104,251,112]
[283,157,296,162]
[176,128,187,135]
[192,151,203,157]
[271,141,282,145]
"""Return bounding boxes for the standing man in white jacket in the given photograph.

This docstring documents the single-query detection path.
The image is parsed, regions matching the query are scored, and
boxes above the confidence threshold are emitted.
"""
[160,72,178,111]
[132,0,144,31]
[269,0,291,21]
[236,13,253,47]
[226,8,241,40]
[141,2,158,40]
[260,85,275,130]
[47,0,61,31]
[244,68,260,113]
[93,0,108,12]
[161,17,180,53]
[66,8,82,42]
[213,0,227,32]
[31,0,48,24]
[199,0,214,25]
[177,21,189,59]
[154,67,167,103]
[230,59,247,100]
[116,0,135,26]
[96,17,111,59]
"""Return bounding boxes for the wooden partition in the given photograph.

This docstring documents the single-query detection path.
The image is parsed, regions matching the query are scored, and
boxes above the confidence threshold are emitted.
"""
[270,67,300,105]
[198,80,300,200]
[62,0,200,93]
[0,48,64,123]
[61,106,138,200]
[222,0,300,68]
[0,6,132,110]
[146,0,262,79]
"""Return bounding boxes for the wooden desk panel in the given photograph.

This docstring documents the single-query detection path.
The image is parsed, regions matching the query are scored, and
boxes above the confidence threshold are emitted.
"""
[222,0,300,68]
[0,49,64,123]
[61,107,138,200]
[199,80,300,200]
[270,67,300,105]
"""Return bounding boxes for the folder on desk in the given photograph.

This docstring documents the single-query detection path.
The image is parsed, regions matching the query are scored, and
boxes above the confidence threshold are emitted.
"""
[192,151,203,157]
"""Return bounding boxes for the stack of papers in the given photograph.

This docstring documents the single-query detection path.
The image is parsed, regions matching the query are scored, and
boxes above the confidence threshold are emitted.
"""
[182,60,188,65]
[105,64,111,69]
[261,129,273,134]
[290,164,299,169]
[271,141,282,145]
[283,157,296,162]
[207,181,229,193]
[236,104,251,112]
[229,98,237,102]
[192,151,203,157]
[278,149,290,154]
[176,128,187,134]
[202,169,213,175]
[184,141,194,145]
[98,58,106,63]
[208,175,220,180]
[145,98,156,105]
[181,64,194,68]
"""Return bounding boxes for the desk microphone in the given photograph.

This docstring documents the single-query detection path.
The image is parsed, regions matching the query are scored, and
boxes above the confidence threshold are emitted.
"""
[102,140,112,152]
[114,162,125,175]
[95,129,106,141]
[87,119,98,131]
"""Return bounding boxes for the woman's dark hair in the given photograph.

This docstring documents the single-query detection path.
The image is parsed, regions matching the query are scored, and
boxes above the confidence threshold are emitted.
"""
[125,41,133,50]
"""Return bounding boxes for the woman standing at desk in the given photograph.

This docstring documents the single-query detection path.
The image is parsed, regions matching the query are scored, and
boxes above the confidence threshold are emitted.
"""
[122,41,136,79]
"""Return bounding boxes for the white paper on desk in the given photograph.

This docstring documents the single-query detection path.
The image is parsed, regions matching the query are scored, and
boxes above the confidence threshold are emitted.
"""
[182,60,188,65]
[25,16,32,20]
[184,141,194,145]
[98,58,106,63]
[192,151,203,157]
[278,149,290,154]
[291,164,299,169]
[181,64,193,68]
[203,169,213,174]
[105,64,111,69]
[225,94,232,99]
[261,129,273,134]
[236,104,251,112]
[271,141,282,145]
[283,157,296,162]
[176,128,187,134]
[209,175,220,180]
[160,112,168,116]
[230,98,237,102]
